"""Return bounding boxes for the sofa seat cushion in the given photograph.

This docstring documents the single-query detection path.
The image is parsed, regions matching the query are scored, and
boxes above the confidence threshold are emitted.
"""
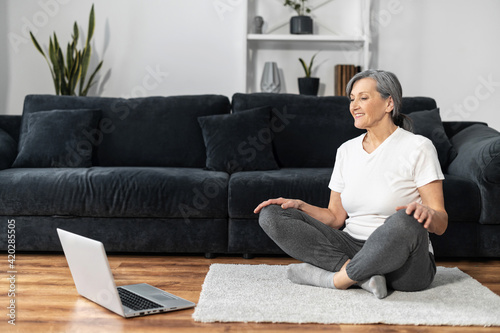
[228,168,333,219]
[0,167,228,218]
[228,169,480,225]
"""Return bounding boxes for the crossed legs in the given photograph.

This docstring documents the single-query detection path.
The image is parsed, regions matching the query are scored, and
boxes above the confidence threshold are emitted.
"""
[259,206,436,298]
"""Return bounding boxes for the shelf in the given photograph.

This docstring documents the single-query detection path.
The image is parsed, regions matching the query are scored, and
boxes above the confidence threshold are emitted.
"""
[247,34,365,43]
[245,0,372,94]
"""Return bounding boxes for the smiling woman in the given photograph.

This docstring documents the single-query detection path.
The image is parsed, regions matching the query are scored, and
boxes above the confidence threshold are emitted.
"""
[255,69,448,299]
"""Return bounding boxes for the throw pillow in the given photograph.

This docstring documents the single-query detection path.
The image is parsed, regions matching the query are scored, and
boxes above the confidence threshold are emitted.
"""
[198,106,279,173]
[0,128,17,170]
[12,109,102,168]
[407,108,457,170]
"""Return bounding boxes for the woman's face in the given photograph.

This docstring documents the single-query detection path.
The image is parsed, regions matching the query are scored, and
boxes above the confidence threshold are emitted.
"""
[349,78,393,130]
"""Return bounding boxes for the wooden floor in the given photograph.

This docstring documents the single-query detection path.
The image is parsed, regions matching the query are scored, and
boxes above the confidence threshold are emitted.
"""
[1,254,500,333]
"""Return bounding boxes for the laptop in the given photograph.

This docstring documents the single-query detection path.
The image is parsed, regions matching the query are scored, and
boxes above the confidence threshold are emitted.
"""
[56,228,196,318]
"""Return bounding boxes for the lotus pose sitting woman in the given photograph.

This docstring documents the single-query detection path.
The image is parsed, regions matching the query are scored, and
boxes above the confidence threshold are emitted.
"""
[254,70,448,299]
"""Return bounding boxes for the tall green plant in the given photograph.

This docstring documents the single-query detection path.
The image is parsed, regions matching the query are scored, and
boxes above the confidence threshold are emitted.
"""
[29,4,103,96]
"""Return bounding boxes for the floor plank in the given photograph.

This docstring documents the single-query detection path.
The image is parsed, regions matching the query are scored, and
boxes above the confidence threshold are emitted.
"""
[1,254,499,332]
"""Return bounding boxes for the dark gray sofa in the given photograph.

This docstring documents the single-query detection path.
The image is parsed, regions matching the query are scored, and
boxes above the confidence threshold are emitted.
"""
[0,93,499,258]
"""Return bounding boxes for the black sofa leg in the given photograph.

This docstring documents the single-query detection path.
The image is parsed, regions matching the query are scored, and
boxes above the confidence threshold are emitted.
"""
[243,253,254,259]
[204,253,217,259]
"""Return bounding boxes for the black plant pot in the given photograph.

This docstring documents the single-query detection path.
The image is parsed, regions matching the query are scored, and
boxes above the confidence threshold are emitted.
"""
[298,77,320,95]
[290,16,313,34]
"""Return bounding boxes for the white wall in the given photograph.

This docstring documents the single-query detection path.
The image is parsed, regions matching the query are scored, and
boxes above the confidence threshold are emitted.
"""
[374,0,500,130]
[1,0,500,130]
[2,0,247,114]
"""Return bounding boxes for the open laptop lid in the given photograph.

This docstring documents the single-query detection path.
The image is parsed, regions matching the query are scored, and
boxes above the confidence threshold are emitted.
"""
[57,228,125,316]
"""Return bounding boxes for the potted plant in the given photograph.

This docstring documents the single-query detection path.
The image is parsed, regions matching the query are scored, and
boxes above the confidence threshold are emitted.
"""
[298,53,320,95]
[284,0,313,34]
[29,4,103,96]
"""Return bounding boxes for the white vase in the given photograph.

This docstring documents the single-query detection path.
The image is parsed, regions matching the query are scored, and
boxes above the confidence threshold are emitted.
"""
[260,62,281,93]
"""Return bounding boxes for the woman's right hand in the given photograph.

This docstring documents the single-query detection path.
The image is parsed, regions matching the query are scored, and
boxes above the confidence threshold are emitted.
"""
[253,197,303,214]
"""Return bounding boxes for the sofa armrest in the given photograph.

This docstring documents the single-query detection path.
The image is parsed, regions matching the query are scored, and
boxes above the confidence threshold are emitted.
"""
[447,124,500,224]
[0,128,17,170]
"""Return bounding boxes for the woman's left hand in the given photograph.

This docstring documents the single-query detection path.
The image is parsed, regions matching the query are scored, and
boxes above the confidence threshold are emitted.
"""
[396,202,436,230]
[397,181,448,235]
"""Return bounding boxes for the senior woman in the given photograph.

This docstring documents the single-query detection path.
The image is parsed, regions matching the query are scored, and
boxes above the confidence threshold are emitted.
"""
[254,69,448,299]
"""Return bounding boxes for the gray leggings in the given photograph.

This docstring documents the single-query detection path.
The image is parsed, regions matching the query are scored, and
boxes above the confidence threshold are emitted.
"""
[259,205,436,291]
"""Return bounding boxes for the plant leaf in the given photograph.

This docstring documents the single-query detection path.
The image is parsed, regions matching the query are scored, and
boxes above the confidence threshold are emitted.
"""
[56,46,69,94]
[81,60,102,96]
[31,31,60,92]
[79,45,91,95]
[66,43,73,72]
[49,37,63,94]
[68,52,81,94]
[53,32,60,52]
[86,4,95,46]
[80,4,96,94]
[308,53,317,76]
[299,58,309,77]
[73,22,79,42]
[29,32,46,57]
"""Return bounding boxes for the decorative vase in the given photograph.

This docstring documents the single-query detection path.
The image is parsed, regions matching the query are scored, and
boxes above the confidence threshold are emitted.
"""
[298,77,319,95]
[290,16,313,34]
[253,16,264,34]
[260,62,281,93]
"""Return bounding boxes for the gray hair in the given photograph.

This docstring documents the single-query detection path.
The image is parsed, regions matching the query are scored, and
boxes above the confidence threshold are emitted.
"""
[346,69,412,131]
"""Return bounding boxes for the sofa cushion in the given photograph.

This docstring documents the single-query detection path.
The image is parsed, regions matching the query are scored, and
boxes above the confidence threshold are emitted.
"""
[228,168,333,219]
[228,169,480,225]
[21,94,231,167]
[0,128,17,170]
[232,93,364,167]
[400,97,438,113]
[407,108,457,171]
[231,94,438,168]
[0,167,228,218]
[198,106,279,173]
[13,109,102,168]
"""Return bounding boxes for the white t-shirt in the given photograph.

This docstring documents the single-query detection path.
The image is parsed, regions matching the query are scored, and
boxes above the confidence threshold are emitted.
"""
[329,127,444,241]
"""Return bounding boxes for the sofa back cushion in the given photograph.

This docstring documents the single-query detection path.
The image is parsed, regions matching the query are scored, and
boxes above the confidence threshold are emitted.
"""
[232,93,362,168]
[21,94,230,167]
[232,93,439,168]
[407,108,457,171]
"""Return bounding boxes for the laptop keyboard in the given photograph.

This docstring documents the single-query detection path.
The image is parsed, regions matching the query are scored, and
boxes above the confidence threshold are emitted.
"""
[117,287,163,311]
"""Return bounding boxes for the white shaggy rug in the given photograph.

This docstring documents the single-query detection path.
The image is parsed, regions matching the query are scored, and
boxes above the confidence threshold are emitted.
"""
[192,264,500,326]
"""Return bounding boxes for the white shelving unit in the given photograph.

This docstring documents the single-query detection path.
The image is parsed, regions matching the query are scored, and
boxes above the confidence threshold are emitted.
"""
[247,34,365,42]
[245,0,371,95]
